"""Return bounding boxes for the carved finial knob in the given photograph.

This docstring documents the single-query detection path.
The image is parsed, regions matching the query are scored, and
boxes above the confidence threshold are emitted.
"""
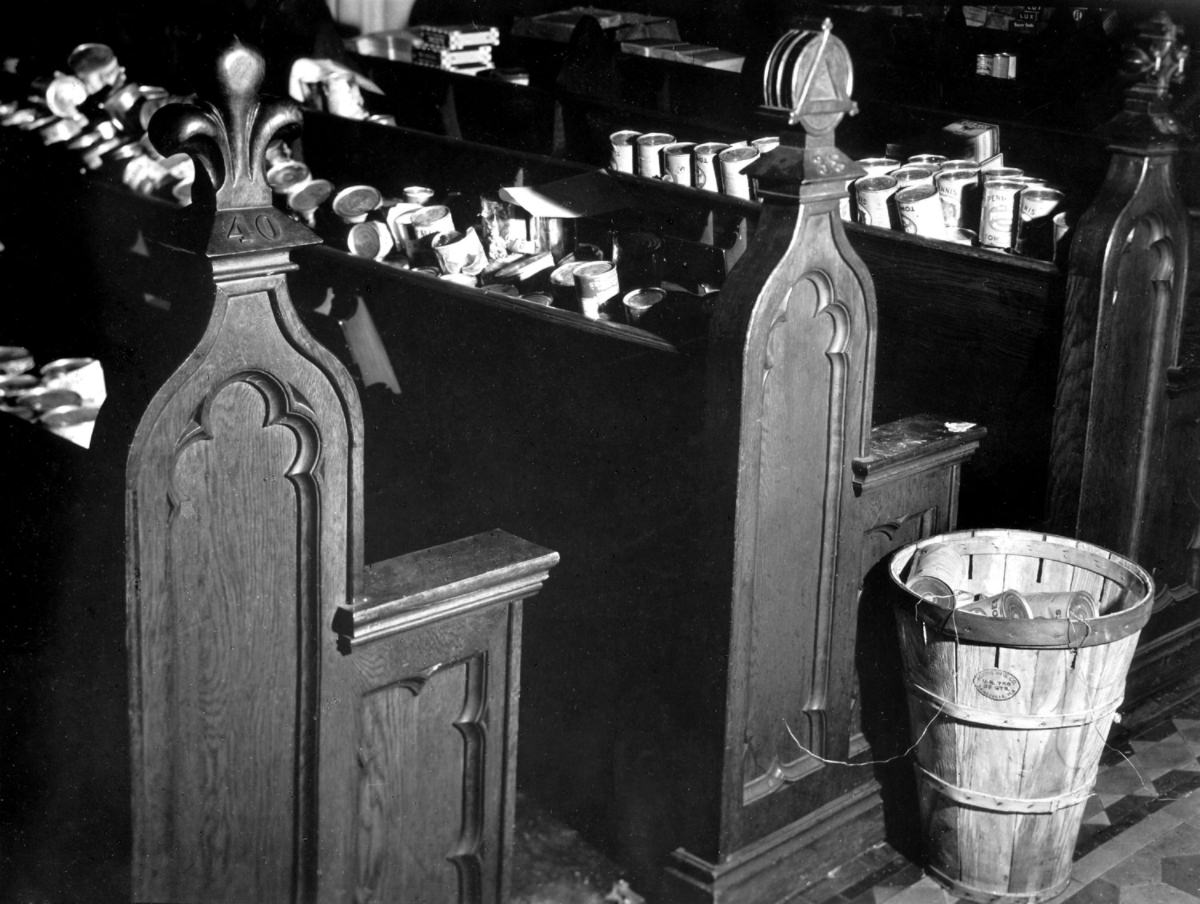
[148,41,302,213]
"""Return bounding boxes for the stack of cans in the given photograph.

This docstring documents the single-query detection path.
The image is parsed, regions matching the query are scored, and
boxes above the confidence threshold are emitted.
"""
[608,129,782,201]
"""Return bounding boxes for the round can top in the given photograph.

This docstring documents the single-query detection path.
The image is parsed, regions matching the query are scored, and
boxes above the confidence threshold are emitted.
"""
[550,260,590,287]
[0,346,34,375]
[332,184,382,219]
[907,153,947,166]
[751,136,781,152]
[20,386,84,412]
[610,130,641,145]
[982,167,1024,181]
[983,178,1027,194]
[895,184,938,202]
[0,373,39,396]
[719,146,760,163]
[285,177,334,213]
[409,204,452,229]
[694,142,731,156]
[664,142,696,157]
[636,132,676,147]
[402,185,435,205]
[46,74,88,118]
[266,160,311,193]
[347,221,393,259]
[856,174,898,191]
[40,357,95,379]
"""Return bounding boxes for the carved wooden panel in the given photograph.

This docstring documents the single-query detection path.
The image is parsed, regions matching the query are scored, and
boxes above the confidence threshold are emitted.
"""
[128,277,363,903]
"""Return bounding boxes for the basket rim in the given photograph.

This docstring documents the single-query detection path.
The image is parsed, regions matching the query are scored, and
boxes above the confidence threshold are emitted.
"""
[889,529,1154,649]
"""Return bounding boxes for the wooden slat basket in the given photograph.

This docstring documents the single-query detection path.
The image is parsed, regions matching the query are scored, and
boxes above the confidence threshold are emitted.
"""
[888,530,1155,904]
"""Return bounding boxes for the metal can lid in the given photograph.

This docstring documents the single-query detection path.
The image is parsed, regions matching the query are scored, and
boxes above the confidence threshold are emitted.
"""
[402,185,435,205]
[664,142,695,157]
[409,204,452,228]
[636,132,676,147]
[623,286,667,307]
[285,177,334,212]
[610,130,642,145]
[331,184,382,219]
[0,346,35,373]
[347,221,394,260]
[856,175,898,191]
[719,146,760,163]
[266,160,311,193]
[694,142,730,156]
[41,116,86,145]
[46,74,88,118]
[895,185,938,202]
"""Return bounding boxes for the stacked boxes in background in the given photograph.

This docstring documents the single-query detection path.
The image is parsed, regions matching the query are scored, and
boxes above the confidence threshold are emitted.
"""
[410,25,501,76]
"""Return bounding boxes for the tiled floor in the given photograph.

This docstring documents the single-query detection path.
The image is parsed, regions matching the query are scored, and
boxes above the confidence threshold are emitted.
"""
[513,689,1200,904]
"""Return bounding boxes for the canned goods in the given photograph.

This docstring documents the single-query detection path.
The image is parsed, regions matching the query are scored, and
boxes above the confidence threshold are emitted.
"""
[1023,590,1098,620]
[891,165,937,189]
[856,157,900,177]
[347,220,395,261]
[979,179,1025,250]
[976,53,994,76]
[1015,186,1065,257]
[981,167,1024,183]
[909,543,965,590]
[636,132,676,179]
[623,287,667,325]
[68,42,122,95]
[409,204,456,240]
[1053,211,1072,263]
[751,136,780,154]
[550,260,592,308]
[957,589,1033,619]
[402,185,435,205]
[609,130,641,173]
[284,177,334,214]
[322,71,366,119]
[266,160,311,194]
[0,346,34,375]
[1,108,36,128]
[936,169,982,230]
[718,145,760,200]
[907,153,947,168]
[432,227,487,275]
[45,74,87,118]
[574,261,620,319]
[895,185,945,238]
[332,184,382,223]
[854,175,897,228]
[693,142,729,192]
[993,52,1015,79]
[385,202,424,254]
[662,142,695,186]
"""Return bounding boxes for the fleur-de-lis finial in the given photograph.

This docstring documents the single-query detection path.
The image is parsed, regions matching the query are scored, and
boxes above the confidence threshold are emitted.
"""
[148,41,318,260]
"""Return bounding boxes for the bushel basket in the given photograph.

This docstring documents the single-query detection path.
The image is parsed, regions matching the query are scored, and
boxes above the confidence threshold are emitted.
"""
[889,529,1154,904]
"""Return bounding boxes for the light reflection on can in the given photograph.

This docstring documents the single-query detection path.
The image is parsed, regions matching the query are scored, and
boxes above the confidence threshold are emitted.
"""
[891,165,937,189]
[609,130,641,173]
[907,153,947,168]
[347,220,395,260]
[574,261,620,319]
[856,156,899,177]
[751,136,780,154]
[1015,186,1065,258]
[976,54,994,76]
[693,142,729,192]
[409,204,456,241]
[957,589,1032,619]
[284,177,334,214]
[332,184,383,223]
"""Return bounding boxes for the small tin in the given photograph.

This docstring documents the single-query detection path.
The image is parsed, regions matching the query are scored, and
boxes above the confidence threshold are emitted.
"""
[0,346,35,375]
[979,178,1025,250]
[957,589,1033,619]
[976,53,994,76]
[0,373,38,397]
[936,168,983,230]
[854,175,898,228]
[331,184,382,223]
[347,220,395,261]
[693,142,730,192]
[285,177,334,214]
[895,185,945,238]
[549,260,592,308]
[432,227,487,276]
[890,165,937,189]
[993,52,1015,79]
[662,142,695,186]
[981,166,1024,183]
[45,74,87,118]
[68,43,122,95]
[623,287,667,325]
[909,543,965,591]
[409,204,456,241]
[385,202,425,255]
[636,132,676,179]
[266,160,311,194]
[67,129,103,152]
[402,185,436,205]
[609,130,641,173]
[1053,211,1072,263]
[322,71,366,119]
[1023,590,1098,620]
[574,261,620,319]
[751,136,781,154]
[1015,186,1065,257]
[718,145,760,200]
[856,156,900,177]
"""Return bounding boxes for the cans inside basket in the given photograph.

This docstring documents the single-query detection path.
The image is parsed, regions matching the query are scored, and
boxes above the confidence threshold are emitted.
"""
[905,541,1099,620]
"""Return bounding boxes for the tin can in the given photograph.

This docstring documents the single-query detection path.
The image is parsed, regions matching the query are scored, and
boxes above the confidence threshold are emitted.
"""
[1015,186,1065,257]
[623,287,667,325]
[976,53,994,76]
[45,74,87,118]
[907,153,947,168]
[266,160,311,194]
[856,156,900,177]
[662,142,695,186]
[979,179,1025,250]
[322,71,366,119]
[403,185,436,205]
[432,227,487,275]
[265,140,293,167]
[891,165,937,189]
[0,346,34,376]
[938,159,979,173]
[636,132,676,179]
[718,145,760,200]
[981,166,1024,183]
[993,52,1015,79]
[957,589,1033,619]
[609,130,641,174]
[895,185,945,238]
[385,203,424,255]
[550,260,592,308]
[908,544,965,597]
[409,204,456,241]
[936,168,982,230]
[68,43,122,95]
[854,175,897,228]
[574,261,620,319]
[693,142,730,192]
[347,221,395,260]
[751,136,780,154]
[1023,590,1098,620]
[285,177,334,214]
[332,184,383,223]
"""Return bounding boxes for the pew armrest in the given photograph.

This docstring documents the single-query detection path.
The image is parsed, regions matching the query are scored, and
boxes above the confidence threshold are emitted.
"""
[853,414,986,494]
[334,528,559,648]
